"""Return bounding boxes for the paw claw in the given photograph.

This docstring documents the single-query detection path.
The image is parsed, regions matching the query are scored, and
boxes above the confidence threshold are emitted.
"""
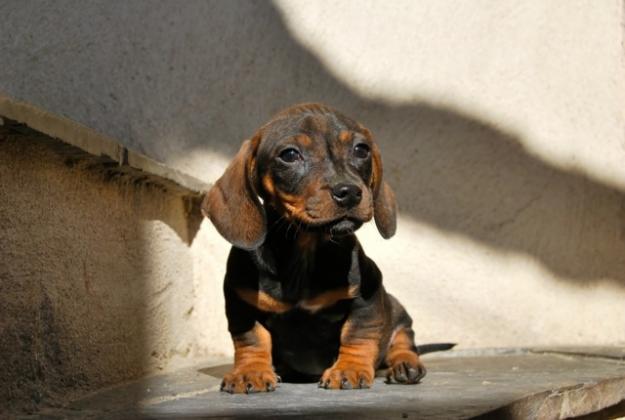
[407,366,425,382]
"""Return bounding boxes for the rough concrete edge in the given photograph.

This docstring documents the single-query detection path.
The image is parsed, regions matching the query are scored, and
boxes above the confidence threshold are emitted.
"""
[474,376,625,420]
[0,92,209,195]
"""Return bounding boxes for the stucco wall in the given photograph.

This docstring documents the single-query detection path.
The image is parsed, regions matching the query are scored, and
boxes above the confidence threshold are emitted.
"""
[0,125,229,413]
[2,0,625,411]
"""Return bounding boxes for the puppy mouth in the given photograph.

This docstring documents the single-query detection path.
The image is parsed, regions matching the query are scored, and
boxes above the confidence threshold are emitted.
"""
[326,217,362,237]
[284,204,371,237]
[300,216,363,237]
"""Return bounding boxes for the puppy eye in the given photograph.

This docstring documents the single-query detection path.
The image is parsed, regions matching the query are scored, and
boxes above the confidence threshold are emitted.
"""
[353,143,370,159]
[278,147,303,163]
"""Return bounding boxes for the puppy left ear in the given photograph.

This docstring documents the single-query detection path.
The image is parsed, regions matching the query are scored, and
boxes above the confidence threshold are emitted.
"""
[370,137,398,239]
[201,135,266,250]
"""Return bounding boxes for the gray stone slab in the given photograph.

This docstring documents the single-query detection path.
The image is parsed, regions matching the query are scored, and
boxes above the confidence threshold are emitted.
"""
[25,349,625,420]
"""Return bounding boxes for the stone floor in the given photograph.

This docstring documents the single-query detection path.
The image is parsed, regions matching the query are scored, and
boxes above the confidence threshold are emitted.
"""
[22,347,625,420]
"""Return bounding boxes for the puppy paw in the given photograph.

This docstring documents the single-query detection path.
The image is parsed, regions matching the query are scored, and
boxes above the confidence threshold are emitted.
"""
[318,363,374,390]
[386,352,426,384]
[220,365,280,394]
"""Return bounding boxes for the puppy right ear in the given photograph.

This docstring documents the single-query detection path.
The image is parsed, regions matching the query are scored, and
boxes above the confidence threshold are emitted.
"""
[201,135,266,250]
[368,133,398,239]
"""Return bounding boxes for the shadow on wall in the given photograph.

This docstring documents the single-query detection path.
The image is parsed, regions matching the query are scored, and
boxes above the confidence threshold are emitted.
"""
[177,1,625,287]
[2,1,625,286]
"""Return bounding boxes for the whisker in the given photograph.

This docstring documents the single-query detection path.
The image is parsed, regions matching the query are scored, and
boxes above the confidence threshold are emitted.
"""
[271,215,285,227]
[285,221,293,237]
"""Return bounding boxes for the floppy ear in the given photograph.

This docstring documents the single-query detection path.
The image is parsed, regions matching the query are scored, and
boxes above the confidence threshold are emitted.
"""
[370,139,398,239]
[201,136,266,250]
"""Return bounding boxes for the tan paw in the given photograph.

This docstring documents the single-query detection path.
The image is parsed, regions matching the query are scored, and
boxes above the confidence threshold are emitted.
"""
[220,365,280,394]
[318,363,374,390]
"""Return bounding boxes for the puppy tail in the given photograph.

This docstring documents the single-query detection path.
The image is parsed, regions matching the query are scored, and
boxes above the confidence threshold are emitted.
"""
[415,342,457,355]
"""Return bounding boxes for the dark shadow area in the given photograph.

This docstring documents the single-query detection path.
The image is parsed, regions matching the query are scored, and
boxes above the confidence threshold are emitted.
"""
[2,1,624,286]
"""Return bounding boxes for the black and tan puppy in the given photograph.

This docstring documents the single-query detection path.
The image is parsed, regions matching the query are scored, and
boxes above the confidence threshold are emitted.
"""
[202,103,452,393]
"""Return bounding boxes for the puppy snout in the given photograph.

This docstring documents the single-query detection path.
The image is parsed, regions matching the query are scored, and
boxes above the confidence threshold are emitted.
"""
[331,183,362,208]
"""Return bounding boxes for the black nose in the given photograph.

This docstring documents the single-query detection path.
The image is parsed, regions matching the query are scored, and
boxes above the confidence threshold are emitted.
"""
[331,183,362,208]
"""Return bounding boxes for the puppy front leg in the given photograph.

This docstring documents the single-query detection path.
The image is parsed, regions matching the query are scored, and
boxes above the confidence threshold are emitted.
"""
[385,326,426,384]
[221,321,279,394]
[319,294,384,390]
[221,248,283,394]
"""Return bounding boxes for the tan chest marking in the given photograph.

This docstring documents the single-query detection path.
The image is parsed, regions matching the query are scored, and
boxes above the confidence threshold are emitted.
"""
[299,285,359,313]
[236,285,358,314]
[235,288,293,314]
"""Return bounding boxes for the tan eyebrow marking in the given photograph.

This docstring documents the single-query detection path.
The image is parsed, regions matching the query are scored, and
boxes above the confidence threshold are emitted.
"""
[296,133,312,146]
[338,130,353,142]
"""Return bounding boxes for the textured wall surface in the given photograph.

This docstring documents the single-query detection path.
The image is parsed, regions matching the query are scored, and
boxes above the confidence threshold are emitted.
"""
[1,0,625,411]
[0,127,229,413]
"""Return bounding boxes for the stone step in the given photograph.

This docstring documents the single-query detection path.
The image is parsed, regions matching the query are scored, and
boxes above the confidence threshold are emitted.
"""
[24,347,625,419]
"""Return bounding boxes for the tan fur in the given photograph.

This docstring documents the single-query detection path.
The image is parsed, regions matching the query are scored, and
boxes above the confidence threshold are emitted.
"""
[202,136,266,250]
[300,286,359,313]
[235,288,293,314]
[223,322,278,393]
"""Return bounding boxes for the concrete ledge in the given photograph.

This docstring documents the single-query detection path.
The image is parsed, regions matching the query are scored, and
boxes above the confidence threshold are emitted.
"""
[24,347,625,419]
[0,93,208,196]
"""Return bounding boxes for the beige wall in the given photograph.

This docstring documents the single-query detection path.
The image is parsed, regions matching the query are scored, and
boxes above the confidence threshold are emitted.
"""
[263,0,625,347]
[194,0,625,347]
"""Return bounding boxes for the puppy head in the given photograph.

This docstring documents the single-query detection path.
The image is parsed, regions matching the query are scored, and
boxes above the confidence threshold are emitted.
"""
[202,103,397,250]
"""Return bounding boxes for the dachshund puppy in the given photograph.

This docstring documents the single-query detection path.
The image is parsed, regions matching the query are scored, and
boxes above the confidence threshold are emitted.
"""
[202,103,452,393]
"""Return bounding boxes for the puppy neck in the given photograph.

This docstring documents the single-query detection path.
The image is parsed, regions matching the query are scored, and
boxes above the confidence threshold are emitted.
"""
[264,206,354,245]
[258,205,315,254]
[258,208,358,301]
